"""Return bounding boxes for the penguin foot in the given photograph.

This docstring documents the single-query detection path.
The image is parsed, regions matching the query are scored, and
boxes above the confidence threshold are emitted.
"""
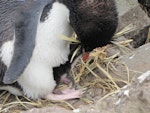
[45,88,83,101]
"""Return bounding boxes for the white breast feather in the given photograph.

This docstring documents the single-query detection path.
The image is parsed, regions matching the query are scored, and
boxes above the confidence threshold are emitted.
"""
[0,2,73,99]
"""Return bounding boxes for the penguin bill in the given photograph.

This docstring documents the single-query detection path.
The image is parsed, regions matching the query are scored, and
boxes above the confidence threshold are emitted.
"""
[58,35,80,43]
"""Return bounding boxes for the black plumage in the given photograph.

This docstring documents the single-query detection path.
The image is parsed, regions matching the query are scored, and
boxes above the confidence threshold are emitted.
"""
[63,0,118,52]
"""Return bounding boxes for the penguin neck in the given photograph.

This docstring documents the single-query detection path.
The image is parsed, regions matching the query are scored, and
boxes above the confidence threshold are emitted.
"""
[33,1,73,66]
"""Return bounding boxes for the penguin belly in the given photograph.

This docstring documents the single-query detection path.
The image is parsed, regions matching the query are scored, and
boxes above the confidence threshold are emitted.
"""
[17,2,73,99]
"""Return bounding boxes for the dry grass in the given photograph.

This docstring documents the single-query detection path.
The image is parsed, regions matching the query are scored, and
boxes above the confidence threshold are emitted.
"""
[0,25,136,113]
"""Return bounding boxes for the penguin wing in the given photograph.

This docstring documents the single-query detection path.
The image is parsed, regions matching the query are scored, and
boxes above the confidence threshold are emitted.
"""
[1,0,52,84]
[0,1,17,84]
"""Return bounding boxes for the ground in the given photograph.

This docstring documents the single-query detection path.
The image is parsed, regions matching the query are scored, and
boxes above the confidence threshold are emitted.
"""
[0,0,150,113]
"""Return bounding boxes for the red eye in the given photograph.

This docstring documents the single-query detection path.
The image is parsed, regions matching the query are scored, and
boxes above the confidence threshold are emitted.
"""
[82,53,89,61]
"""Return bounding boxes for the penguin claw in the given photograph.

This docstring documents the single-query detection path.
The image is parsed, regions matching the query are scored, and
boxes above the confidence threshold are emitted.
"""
[45,88,84,101]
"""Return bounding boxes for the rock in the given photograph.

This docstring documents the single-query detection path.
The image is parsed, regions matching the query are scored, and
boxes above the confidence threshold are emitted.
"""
[116,0,138,16]
[138,0,150,17]
[116,0,150,48]
[105,43,150,87]
[95,71,150,113]
[120,43,150,72]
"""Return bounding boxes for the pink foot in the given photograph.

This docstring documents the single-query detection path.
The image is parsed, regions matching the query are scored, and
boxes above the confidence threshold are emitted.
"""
[45,88,83,101]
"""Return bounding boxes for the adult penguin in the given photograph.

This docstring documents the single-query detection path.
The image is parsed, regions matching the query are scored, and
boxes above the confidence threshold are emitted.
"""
[0,0,118,100]
[53,0,118,86]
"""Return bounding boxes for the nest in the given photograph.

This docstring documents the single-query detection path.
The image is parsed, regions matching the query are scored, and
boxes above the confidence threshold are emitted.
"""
[0,25,144,113]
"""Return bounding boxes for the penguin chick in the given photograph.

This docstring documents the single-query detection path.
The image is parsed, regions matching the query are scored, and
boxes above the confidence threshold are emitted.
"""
[53,44,80,85]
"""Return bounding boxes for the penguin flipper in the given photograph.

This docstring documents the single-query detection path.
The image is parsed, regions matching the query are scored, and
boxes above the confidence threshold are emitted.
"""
[3,12,39,84]
[1,0,55,84]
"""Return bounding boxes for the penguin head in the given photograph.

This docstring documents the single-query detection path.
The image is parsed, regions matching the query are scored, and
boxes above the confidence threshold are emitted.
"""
[62,0,118,52]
